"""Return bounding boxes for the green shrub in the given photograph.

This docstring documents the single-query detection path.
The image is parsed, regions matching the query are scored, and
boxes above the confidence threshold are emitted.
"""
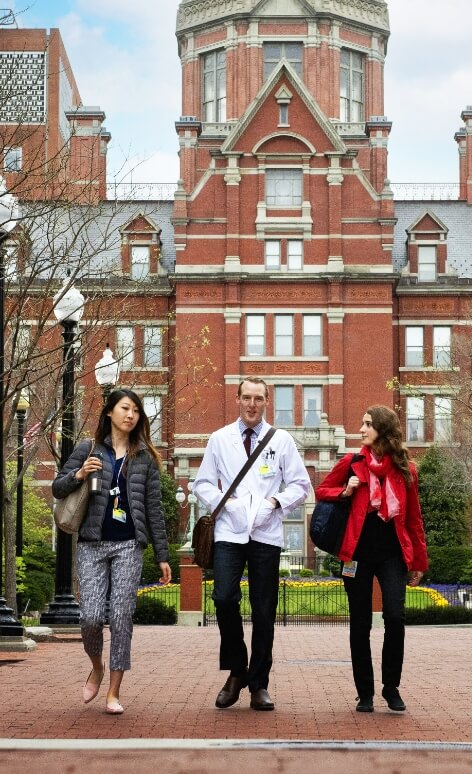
[459,561,472,584]
[133,596,177,625]
[426,545,472,584]
[323,554,342,578]
[279,569,290,577]
[298,568,314,577]
[141,543,181,584]
[23,569,54,613]
[405,606,472,625]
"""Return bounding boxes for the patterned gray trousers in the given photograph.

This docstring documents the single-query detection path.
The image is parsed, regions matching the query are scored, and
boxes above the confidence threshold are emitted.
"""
[77,540,144,671]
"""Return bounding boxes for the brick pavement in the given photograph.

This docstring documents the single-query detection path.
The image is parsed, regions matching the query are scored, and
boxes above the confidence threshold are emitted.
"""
[1,624,471,772]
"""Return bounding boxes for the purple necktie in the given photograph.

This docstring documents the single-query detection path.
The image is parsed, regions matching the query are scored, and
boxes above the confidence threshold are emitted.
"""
[243,428,253,457]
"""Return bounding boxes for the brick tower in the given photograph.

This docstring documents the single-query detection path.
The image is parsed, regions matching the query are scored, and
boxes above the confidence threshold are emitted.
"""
[173,0,395,551]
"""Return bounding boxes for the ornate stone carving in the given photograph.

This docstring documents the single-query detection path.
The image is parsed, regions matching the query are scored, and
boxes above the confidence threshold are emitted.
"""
[176,0,389,34]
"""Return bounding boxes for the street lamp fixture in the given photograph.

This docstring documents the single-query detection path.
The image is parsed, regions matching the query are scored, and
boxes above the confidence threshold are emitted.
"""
[95,344,120,403]
[41,277,85,626]
[175,479,197,548]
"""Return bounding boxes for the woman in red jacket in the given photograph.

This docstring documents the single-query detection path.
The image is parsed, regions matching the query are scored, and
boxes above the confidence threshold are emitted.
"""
[315,405,428,714]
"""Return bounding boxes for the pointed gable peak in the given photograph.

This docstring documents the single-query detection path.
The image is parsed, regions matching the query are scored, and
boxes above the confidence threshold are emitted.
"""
[221,59,346,155]
[120,212,161,234]
[253,0,315,18]
[406,209,448,236]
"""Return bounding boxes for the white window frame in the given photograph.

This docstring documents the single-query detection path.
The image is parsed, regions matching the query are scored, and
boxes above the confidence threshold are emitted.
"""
[266,168,303,207]
[340,49,364,122]
[143,395,162,442]
[287,240,303,271]
[246,315,265,356]
[274,385,293,426]
[202,49,226,122]
[406,397,424,443]
[275,315,293,356]
[405,327,424,367]
[264,42,303,80]
[433,327,451,369]
[116,326,135,369]
[434,397,452,444]
[418,245,437,282]
[265,241,280,270]
[303,315,321,356]
[144,326,162,367]
[131,245,150,280]
[4,146,22,172]
[283,507,304,554]
[303,386,322,428]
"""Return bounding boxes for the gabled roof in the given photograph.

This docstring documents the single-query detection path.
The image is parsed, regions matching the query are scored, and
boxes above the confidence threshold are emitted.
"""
[221,59,347,156]
[120,212,161,234]
[252,0,316,18]
[406,209,448,235]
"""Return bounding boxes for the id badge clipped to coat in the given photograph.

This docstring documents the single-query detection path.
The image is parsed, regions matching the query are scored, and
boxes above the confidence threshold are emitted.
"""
[342,560,358,578]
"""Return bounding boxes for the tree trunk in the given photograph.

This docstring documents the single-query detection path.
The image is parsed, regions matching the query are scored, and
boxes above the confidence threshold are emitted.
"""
[4,495,17,615]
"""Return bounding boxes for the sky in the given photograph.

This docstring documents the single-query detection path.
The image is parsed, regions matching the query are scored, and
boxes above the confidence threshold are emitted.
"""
[9,0,472,187]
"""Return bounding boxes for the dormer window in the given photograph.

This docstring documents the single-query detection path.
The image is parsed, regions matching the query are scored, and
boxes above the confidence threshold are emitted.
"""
[417,245,437,282]
[131,245,150,280]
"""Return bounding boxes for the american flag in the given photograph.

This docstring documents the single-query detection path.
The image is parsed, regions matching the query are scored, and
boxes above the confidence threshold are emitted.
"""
[23,421,42,448]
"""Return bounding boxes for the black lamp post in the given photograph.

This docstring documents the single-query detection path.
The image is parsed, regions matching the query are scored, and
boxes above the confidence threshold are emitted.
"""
[0,184,24,637]
[41,280,84,626]
[15,391,29,618]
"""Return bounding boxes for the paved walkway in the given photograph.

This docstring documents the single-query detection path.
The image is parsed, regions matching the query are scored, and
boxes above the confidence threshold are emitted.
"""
[1,624,471,772]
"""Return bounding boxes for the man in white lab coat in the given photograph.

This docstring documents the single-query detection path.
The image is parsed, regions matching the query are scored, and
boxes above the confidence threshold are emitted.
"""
[193,378,311,711]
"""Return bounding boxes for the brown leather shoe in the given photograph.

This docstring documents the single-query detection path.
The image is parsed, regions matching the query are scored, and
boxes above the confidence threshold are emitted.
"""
[250,688,275,711]
[215,676,245,709]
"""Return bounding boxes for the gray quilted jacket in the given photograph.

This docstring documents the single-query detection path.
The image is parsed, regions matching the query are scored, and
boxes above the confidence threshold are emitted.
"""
[52,437,169,563]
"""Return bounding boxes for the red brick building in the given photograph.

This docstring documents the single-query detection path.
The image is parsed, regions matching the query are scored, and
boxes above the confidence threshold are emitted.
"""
[2,4,472,561]
[171,0,472,556]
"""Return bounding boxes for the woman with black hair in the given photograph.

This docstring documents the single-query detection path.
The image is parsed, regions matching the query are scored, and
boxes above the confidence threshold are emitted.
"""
[315,405,428,714]
[53,389,171,714]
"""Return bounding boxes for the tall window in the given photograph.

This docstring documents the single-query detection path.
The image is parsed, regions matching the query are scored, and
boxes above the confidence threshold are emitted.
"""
[131,245,150,280]
[144,326,162,367]
[434,397,452,443]
[143,395,162,442]
[303,315,321,356]
[116,327,134,369]
[303,386,322,428]
[203,49,226,122]
[283,506,304,553]
[287,240,303,271]
[405,327,423,367]
[246,315,265,356]
[4,242,17,280]
[340,49,364,122]
[266,169,303,207]
[264,42,303,80]
[433,327,451,369]
[274,386,293,426]
[275,315,293,356]
[4,147,22,171]
[406,397,424,442]
[417,245,437,282]
[265,241,280,270]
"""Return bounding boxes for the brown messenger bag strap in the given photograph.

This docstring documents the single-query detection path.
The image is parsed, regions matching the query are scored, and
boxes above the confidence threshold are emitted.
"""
[210,426,277,524]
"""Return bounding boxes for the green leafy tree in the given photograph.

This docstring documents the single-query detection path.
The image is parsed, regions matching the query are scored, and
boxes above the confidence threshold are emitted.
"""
[418,446,471,547]
[160,470,180,544]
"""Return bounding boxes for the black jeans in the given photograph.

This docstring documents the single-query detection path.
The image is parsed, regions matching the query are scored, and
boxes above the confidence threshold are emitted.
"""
[212,539,281,693]
[342,553,408,698]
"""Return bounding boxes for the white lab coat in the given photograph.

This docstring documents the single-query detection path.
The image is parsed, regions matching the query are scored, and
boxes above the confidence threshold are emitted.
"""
[193,420,311,547]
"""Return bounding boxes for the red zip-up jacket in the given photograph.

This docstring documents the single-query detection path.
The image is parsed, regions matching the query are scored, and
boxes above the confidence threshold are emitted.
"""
[314,452,428,571]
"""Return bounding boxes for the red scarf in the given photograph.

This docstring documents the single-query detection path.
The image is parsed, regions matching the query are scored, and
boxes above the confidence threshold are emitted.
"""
[364,447,401,522]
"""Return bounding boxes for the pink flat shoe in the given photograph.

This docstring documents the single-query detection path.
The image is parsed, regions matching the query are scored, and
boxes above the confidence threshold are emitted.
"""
[82,663,105,704]
[106,700,124,715]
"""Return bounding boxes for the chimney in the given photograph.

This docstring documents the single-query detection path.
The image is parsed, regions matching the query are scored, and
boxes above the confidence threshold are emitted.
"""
[455,106,472,203]
[65,106,108,203]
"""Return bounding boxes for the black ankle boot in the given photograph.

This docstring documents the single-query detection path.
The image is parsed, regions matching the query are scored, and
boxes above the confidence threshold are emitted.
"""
[382,686,406,711]
[356,696,374,712]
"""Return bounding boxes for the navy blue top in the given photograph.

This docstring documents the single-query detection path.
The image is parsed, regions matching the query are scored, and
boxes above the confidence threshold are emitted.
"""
[101,456,136,541]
